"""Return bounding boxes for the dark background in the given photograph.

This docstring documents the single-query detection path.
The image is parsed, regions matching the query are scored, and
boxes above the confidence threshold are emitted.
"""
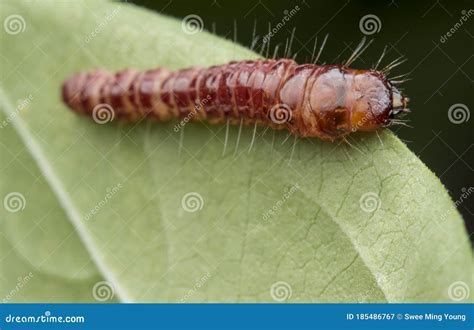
[130,0,473,238]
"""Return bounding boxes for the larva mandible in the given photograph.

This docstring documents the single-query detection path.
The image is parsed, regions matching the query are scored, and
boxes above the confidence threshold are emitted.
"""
[61,57,409,141]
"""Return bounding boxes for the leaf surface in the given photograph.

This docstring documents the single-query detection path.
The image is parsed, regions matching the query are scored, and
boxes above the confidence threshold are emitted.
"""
[0,0,471,302]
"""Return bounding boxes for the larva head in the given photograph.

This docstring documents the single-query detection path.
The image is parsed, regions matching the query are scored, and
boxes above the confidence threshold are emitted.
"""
[307,66,409,140]
[348,71,409,132]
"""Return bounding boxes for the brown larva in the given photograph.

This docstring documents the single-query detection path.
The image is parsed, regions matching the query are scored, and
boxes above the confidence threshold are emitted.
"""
[61,52,409,141]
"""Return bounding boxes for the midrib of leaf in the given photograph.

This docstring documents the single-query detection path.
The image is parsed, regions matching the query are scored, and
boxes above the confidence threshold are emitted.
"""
[0,87,128,302]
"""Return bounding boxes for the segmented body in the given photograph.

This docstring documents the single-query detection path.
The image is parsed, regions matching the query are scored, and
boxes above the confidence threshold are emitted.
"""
[62,59,407,140]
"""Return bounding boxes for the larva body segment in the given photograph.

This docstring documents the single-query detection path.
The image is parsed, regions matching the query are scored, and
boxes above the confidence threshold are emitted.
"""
[62,59,409,141]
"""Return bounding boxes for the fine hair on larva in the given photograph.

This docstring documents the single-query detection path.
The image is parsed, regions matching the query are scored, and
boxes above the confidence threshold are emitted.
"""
[61,36,410,142]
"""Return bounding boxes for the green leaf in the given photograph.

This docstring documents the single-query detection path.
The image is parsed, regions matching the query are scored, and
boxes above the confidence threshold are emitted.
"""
[1,0,471,302]
[0,112,104,302]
